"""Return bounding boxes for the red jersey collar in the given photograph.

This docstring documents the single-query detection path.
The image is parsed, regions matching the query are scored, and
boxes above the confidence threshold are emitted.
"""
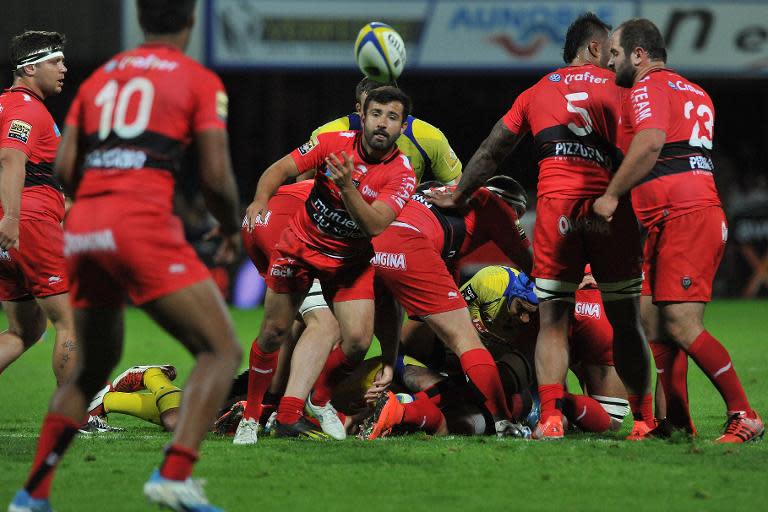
[139,42,183,53]
[353,132,399,164]
[635,66,673,83]
[5,86,44,102]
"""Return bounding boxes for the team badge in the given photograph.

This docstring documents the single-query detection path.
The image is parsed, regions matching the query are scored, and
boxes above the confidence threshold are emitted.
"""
[681,276,692,290]
[8,120,32,144]
[298,137,318,155]
[667,81,678,90]
[548,74,562,82]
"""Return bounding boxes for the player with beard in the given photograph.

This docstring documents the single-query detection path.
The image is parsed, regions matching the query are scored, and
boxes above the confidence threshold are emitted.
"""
[0,31,78,389]
[593,18,763,442]
[428,12,654,440]
[234,87,417,444]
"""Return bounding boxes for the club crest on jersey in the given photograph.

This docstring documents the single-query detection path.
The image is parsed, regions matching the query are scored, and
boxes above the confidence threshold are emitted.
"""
[548,73,561,82]
[8,120,32,144]
[681,276,692,290]
[216,91,229,121]
[298,138,317,155]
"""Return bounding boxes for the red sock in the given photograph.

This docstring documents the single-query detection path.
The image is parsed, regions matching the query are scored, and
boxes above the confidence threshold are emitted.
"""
[402,399,445,434]
[311,346,356,406]
[687,330,751,413]
[460,348,510,419]
[24,413,79,499]
[244,339,279,421]
[538,383,565,421]
[276,396,305,424]
[628,393,654,423]
[651,341,694,429]
[563,393,611,433]
[160,444,198,481]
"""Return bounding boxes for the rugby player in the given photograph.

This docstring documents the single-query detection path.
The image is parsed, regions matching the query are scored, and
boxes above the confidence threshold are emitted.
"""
[233,87,417,444]
[593,18,763,442]
[0,31,77,387]
[429,12,654,440]
[10,2,242,511]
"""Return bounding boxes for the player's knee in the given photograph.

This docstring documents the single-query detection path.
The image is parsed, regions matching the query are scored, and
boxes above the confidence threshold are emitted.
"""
[10,315,47,346]
[662,316,701,348]
[259,322,291,352]
[304,309,340,342]
[340,328,372,358]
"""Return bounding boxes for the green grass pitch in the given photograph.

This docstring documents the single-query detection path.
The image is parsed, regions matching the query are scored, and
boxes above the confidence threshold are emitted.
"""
[1,301,767,511]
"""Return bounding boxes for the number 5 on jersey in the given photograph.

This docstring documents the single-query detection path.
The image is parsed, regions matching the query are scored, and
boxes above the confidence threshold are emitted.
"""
[95,78,155,140]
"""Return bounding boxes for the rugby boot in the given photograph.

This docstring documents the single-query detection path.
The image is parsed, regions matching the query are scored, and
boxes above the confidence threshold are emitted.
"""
[271,417,330,440]
[532,414,564,440]
[715,410,764,443]
[360,391,405,440]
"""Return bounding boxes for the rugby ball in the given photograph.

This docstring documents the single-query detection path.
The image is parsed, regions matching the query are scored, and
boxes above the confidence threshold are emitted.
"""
[354,22,407,83]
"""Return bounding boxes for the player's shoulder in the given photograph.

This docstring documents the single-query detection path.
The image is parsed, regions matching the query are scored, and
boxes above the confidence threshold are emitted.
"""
[652,69,709,100]
[313,116,354,137]
[1,90,50,119]
[408,116,448,142]
[464,265,511,299]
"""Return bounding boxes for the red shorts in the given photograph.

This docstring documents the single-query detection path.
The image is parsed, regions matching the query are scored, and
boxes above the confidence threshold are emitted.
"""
[533,196,642,285]
[65,199,210,308]
[265,226,374,303]
[0,219,68,300]
[570,293,614,367]
[372,226,465,317]
[242,209,296,275]
[641,206,726,302]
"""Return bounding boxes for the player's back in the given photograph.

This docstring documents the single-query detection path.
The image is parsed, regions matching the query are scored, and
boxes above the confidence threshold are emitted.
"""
[68,43,226,213]
[627,69,720,226]
[505,64,623,198]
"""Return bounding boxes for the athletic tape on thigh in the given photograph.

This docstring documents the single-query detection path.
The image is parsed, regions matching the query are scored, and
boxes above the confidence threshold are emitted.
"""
[298,279,329,317]
[597,277,642,301]
[534,278,578,302]
[591,394,630,422]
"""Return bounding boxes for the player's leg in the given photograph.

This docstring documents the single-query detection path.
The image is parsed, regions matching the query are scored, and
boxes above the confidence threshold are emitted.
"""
[0,298,47,375]
[236,287,305,444]
[142,278,241,466]
[533,297,572,436]
[35,293,77,385]
[13,306,124,508]
[424,308,513,428]
[579,364,629,432]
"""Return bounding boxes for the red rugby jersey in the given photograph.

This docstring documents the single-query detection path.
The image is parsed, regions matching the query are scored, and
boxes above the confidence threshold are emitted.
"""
[289,131,417,258]
[623,68,721,227]
[0,87,64,222]
[393,188,529,263]
[65,43,227,213]
[503,64,624,198]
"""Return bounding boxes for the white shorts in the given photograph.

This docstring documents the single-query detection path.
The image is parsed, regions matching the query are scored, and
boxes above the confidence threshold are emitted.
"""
[298,279,329,318]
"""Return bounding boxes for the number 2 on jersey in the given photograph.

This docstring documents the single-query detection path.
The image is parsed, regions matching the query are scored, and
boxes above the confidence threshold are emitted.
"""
[684,101,713,150]
[565,92,593,136]
[95,78,155,140]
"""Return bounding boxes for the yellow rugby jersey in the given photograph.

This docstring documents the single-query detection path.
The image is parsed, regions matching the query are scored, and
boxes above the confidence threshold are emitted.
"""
[460,265,524,344]
[311,113,462,184]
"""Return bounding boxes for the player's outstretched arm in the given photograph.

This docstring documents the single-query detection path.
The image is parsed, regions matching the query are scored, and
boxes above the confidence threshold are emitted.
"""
[593,128,665,222]
[244,154,300,232]
[454,119,521,202]
[0,147,26,250]
[196,128,241,262]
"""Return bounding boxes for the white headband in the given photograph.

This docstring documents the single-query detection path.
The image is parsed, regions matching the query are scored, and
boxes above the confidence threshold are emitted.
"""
[16,49,64,69]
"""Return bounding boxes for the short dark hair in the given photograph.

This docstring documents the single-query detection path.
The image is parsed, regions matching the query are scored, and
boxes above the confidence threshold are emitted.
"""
[363,86,412,122]
[617,18,667,62]
[354,77,391,104]
[10,31,66,77]
[562,12,611,64]
[137,0,196,35]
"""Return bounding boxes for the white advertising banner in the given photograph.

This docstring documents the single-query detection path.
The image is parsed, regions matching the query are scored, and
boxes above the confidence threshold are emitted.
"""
[640,2,768,75]
[206,0,768,75]
[417,1,634,70]
[208,0,429,68]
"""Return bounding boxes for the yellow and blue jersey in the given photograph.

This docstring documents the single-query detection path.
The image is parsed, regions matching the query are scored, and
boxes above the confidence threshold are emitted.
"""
[312,113,462,184]
[460,266,527,344]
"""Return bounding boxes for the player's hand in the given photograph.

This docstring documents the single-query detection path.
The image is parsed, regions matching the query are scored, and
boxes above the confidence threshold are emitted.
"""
[424,186,466,211]
[364,364,394,404]
[325,151,355,191]
[593,194,619,223]
[244,200,269,233]
[204,225,241,265]
[0,216,20,251]
[494,419,531,439]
